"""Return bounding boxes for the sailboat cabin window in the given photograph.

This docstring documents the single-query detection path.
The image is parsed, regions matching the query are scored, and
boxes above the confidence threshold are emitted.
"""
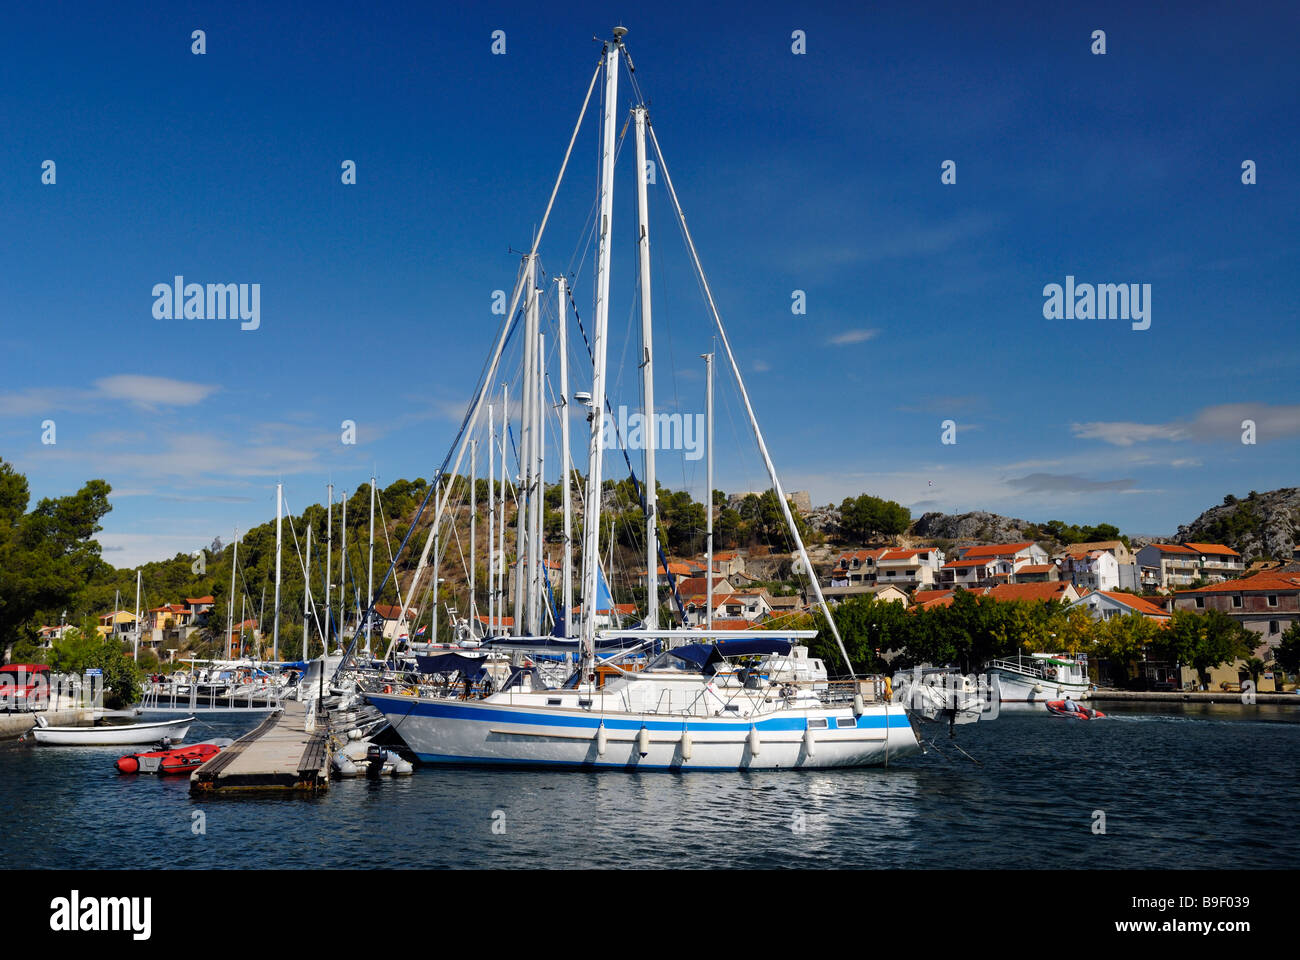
[807,718,828,729]
[836,717,856,728]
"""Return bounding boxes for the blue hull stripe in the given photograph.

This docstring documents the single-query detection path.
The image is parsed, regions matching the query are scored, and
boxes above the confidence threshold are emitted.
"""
[412,752,882,771]
[368,694,910,732]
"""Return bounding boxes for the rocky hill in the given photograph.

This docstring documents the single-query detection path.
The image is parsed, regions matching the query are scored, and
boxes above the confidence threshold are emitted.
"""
[910,511,1034,543]
[1176,488,1300,561]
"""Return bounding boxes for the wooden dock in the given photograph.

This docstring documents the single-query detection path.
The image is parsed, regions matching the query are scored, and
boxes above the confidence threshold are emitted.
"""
[190,700,330,795]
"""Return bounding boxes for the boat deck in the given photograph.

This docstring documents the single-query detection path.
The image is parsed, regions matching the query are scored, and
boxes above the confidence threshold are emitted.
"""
[189,700,330,795]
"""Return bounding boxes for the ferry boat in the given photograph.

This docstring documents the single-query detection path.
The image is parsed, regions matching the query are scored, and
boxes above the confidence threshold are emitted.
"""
[984,653,1092,703]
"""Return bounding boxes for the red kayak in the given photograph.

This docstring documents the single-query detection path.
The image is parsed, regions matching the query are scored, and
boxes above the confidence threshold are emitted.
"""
[116,742,224,775]
[1045,700,1106,720]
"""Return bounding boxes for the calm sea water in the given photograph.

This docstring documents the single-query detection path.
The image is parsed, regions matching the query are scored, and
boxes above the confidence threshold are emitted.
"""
[3,703,1297,870]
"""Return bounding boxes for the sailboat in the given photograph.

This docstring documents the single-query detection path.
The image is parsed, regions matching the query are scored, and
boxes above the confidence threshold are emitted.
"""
[359,28,928,769]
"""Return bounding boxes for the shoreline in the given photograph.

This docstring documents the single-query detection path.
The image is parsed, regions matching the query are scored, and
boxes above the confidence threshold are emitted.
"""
[1090,690,1297,705]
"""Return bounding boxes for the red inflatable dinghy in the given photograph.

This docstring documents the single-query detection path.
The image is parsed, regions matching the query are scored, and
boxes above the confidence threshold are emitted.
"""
[1045,700,1106,720]
[116,742,223,775]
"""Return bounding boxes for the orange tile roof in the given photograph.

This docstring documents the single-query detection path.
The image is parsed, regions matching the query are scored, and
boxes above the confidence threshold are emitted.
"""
[1176,573,1300,594]
[1146,543,1197,555]
[1017,564,1053,573]
[1182,542,1240,557]
[962,542,1035,558]
[983,581,1074,603]
[709,619,755,631]
[942,558,994,568]
[186,596,215,604]
[1094,591,1171,618]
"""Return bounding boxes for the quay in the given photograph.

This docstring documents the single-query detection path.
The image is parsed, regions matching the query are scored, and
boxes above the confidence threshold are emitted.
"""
[0,707,93,741]
[1091,690,1298,705]
[190,700,330,795]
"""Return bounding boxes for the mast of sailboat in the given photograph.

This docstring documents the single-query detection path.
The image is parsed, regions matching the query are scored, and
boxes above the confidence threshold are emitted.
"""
[303,522,311,661]
[273,481,282,663]
[133,569,141,661]
[338,490,347,652]
[497,384,508,636]
[325,484,332,653]
[646,121,857,677]
[533,329,546,633]
[557,276,573,637]
[579,32,621,670]
[515,256,538,636]
[113,589,120,650]
[634,103,659,632]
[432,480,440,642]
[487,405,495,637]
[703,352,714,631]
[470,437,477,627]
[366,475,375,657]
[239,593,246,659]
[227,531,238,660]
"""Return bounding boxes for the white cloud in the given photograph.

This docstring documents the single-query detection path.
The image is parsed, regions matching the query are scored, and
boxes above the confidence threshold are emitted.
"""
[827,328,879,346]
[1071,421,1187,446]
[1073,403,1300,447]
[94,375,218,408]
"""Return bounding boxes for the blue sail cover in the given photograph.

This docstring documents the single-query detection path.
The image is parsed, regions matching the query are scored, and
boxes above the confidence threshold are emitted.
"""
[670,638,793,670]
[414,653,489,675]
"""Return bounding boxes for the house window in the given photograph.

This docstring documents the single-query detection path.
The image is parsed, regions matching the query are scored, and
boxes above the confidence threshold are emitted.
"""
[1270,621,1280,634]
[1232,595,1242,608]
[1267,595,1278,607]
[1195,597,1204,609]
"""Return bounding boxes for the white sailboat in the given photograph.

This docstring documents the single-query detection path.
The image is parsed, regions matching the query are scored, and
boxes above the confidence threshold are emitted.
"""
[360,29,930,770]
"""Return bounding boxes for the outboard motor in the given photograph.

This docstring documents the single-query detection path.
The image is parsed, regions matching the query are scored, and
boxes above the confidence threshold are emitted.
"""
[365,744,389,779]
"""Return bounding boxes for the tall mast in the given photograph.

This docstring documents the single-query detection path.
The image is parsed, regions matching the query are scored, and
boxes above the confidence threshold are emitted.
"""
[239,593,245,659]
[470,438,478,625]
[514,257,537,636]
[432,480,441,642]
[303,525,311,661]
[366,475,375,657]
[634,103,659,630]
[487,405,495,637]
[557,276,573,637]
[228,532,238,660]
[498,384,508,636]
[113,589,120,649]
[324,484,332,654]
[532,330,546,633]
[273,481,282,662]
[704,352,714,631]
[581,34,621,665]
[133,570,141,661]
[338,490,347,653]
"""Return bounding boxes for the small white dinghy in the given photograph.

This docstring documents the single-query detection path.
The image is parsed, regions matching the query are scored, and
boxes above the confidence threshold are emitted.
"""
[30,714,195,746]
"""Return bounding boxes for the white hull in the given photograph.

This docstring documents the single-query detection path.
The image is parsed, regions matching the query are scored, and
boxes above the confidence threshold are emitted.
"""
[32,717,194,745]
[367,693,920,770]
[986,668,1090,703]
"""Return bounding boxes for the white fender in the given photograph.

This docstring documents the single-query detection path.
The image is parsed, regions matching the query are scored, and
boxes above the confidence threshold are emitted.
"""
[680,727,692,761]
[1032,683,1044,694]
[803,724,816,758]
[637,726,650,758]
[852,693,865,716]
[596,721,607,757]
[748,725,761,756]
[392,758,414,776]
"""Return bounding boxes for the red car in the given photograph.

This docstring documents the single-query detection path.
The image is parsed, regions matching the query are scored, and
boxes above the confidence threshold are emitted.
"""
[0,664,51,712]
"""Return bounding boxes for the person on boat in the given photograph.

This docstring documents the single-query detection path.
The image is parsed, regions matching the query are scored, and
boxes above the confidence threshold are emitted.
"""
[1063,697,1080,713]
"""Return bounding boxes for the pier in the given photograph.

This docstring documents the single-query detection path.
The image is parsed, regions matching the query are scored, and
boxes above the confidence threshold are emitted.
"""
[0,707,93,741]
[189,700,330,795]
[1091,690,1298,705]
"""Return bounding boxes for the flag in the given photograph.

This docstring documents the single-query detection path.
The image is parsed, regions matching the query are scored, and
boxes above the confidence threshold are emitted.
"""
[415,625,428,637]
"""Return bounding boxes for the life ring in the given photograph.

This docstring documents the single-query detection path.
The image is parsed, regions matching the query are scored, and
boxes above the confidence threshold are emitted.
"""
[1046,668,1058,679]
[383,684,393,694]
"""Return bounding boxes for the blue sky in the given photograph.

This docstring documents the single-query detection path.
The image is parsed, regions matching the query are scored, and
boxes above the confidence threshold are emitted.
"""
[1,1,1297,567]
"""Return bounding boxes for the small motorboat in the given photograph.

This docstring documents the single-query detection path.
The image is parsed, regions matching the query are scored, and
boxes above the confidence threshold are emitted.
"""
[116,739,234,775]
[1045,700,1106,720]
[30,714,196,745]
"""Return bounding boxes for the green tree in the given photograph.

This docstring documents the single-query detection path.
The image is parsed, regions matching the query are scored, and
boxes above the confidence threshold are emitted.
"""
[1275,621,1300,676]
[0,459,113,664]
[838,493,911,542]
